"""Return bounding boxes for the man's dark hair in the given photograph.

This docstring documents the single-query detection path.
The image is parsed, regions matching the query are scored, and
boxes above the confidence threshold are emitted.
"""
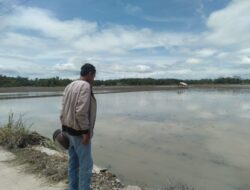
[80,63,96,76]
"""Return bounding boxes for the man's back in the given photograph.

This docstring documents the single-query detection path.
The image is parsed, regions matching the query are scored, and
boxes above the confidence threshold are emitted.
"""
[61,80,91,133]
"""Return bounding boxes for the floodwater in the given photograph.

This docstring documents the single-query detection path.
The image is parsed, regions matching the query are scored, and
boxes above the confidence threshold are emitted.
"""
[0,88,250,190]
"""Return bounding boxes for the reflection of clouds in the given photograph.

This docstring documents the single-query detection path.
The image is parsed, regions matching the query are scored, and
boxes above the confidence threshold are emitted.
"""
[198,111,216,119]
[96,90,250,133]
[240,104,250,111]
[215,110,228,116]
[240,114,250,119]
[186,104,200,111]
[239,103,250,119]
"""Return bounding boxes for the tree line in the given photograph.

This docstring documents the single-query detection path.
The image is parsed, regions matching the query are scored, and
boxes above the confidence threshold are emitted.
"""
[0,75,249,87]
[0,75,71,87]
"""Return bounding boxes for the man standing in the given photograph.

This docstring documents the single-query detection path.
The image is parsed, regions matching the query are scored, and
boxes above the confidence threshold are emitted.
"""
[60,63,97,190]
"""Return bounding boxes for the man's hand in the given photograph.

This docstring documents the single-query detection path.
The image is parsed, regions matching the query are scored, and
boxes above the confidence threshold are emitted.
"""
[82,132,90,145]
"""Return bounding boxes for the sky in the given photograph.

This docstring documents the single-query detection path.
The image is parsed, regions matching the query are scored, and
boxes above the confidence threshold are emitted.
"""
[0,0,250,80]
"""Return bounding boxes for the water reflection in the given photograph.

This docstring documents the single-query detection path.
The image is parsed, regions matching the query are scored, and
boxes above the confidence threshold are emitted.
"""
[0,88,250,190]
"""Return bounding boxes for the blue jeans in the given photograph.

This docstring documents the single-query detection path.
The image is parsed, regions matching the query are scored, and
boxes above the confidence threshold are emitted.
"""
[67,134,93,190]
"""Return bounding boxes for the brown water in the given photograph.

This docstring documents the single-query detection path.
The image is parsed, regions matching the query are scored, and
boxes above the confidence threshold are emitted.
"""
[0,88,250,189]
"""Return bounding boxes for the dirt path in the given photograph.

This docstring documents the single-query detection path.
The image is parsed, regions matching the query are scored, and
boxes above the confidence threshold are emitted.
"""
[0,147,66,190]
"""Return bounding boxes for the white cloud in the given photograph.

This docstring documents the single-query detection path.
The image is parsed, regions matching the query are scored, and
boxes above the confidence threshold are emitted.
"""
[1,32,48,50]
[239,48,250,54]
[53,62,76,72]
[240,55,250,64]
[216,52,229,59]
[0,56,45,77]
[186,58,202,64]
[73,26,195,53]
[112,64,152,73]
[1,6,97,41]
[205,0,250,47]
[135,65,151,73]
[194,48,217,57]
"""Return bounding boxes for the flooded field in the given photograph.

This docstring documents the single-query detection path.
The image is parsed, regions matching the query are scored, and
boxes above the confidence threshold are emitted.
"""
[0,88,250,190]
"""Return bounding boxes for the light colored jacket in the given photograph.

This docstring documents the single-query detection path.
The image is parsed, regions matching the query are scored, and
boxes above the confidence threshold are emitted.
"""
[60,80,97,137]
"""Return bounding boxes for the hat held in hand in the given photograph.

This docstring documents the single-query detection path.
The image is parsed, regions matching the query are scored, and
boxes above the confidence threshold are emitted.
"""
[53,129,69,150]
